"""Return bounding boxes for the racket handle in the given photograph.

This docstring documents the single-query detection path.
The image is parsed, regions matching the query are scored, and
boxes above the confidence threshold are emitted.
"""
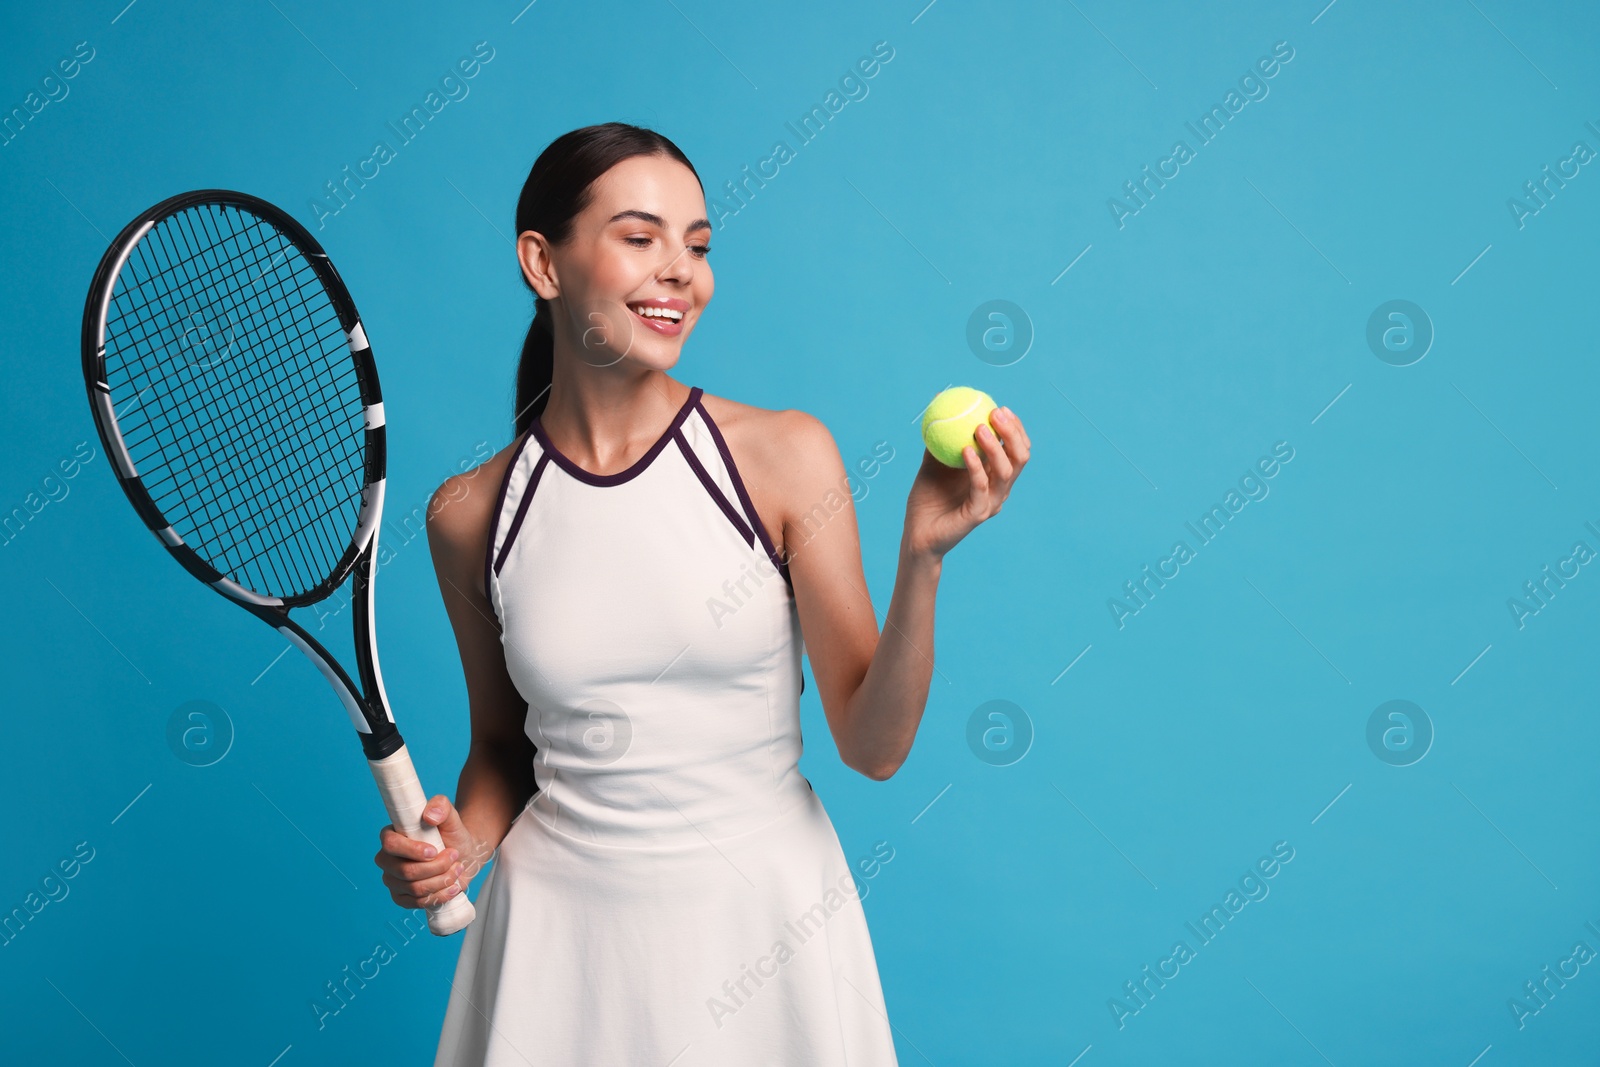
[368,744,478,936]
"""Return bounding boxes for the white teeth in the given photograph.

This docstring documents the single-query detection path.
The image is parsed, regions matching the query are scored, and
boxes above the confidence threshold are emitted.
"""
[632,304,684,322]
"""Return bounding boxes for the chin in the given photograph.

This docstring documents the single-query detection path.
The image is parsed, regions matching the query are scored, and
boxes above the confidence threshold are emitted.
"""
[629,325,692,365]
[631,345,683,373]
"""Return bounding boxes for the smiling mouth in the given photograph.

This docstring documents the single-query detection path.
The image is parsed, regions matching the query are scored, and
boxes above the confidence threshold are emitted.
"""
[627,303,686,324]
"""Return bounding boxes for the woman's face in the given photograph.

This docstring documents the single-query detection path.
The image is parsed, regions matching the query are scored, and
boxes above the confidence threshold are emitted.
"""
[523,153,714,371]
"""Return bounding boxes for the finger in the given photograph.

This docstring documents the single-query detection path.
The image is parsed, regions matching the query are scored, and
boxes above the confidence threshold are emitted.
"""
[987,410,1028,479]
[422,794,454,827]
[975,422,1014,483]
[993,405,1029,454]
[425,795,471,845]
[379,825,439,862]
[384,849,460,882]
[982,420,1015,478]
[383,862,463,899]
[995,407,1030,460]
[389,886,459,910]
[378,825,441,862]
[961,443,990,498]
[417,879,466,909]
[382,876,459,913]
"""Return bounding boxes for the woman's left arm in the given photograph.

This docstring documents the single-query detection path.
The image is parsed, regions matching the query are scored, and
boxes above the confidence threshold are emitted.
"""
[781,405,1030,780]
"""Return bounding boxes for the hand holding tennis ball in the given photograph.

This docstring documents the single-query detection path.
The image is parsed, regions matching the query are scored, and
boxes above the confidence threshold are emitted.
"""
[921,386,1000,467]
[905,385,1030,560]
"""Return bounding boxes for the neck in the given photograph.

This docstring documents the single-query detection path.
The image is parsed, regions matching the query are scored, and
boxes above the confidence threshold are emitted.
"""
[538,362,689,473]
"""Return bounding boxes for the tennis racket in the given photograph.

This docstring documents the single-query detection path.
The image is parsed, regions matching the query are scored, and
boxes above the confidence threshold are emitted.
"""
[79,189,476,936]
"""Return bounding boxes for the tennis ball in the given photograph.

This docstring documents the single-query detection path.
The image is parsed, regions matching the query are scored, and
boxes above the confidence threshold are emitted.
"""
[921,386,999,467]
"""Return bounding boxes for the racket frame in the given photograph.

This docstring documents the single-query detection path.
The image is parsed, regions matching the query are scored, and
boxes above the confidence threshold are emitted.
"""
[81,189,402,760]
[80,189,475,935]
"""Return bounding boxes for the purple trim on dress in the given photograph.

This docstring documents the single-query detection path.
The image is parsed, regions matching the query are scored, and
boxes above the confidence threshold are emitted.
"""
[495,451,551,578]
[673,427,755,549]
[694,397,794,595]
[483,430,534,602]
[530,385,703,487]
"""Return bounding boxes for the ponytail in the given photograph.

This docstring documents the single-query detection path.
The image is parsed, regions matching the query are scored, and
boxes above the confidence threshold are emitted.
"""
[510,123,701,438]
[514,296,554,437]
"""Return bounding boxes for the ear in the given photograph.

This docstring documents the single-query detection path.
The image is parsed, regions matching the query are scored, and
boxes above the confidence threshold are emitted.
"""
[517,230,559,301]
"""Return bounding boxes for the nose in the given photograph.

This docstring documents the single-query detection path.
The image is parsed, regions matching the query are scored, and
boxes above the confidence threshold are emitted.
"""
[657,241,698,284]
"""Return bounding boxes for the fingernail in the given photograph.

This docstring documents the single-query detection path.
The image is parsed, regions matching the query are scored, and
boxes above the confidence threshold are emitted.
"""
[448,849,459,862]
[454,863,464,877]
[423,845,437,859]
[427,806,442,820]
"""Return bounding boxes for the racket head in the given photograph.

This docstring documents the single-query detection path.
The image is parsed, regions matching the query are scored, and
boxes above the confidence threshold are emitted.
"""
[80,189,386,609]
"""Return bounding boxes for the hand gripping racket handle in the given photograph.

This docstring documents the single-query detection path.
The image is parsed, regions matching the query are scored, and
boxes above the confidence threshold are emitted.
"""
[368,745,478,936]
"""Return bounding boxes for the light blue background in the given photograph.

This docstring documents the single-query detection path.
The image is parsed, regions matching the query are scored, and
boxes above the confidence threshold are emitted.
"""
[3,1,1597,1064]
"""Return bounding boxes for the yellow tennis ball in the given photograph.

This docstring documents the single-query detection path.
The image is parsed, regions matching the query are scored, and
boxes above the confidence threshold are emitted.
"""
[921,386,998,467]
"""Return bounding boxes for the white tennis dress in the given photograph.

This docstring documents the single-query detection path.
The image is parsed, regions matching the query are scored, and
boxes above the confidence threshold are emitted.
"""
[433,385,899,1066]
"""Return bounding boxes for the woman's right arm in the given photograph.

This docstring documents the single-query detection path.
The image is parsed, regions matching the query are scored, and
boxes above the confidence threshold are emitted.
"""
[373,453,539,910]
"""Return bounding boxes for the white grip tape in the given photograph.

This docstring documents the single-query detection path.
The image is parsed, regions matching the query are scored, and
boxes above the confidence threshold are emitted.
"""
[368,744,477,936]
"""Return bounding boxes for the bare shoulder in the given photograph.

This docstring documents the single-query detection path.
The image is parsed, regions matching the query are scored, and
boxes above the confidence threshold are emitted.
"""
[698,393,840,478]
[698,392,846,552]
[425,436,521,594]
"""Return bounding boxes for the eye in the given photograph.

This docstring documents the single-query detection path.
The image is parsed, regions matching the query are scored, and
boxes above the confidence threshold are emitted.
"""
[624,235,710,259]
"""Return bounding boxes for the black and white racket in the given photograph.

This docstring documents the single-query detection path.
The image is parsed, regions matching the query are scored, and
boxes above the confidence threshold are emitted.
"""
[80,189,475,936]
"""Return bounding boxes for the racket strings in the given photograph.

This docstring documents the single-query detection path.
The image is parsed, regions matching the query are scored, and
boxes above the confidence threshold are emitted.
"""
[109,208,309,360]
[100,202,368,600]
[109,254,355,598]
[116,212,353,562]
[120,227,349,516]
[135,212,360,575]
[150,205,365,594]
[115,242,362,597]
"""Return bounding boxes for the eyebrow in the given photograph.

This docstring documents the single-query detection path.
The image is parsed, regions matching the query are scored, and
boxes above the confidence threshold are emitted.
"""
[608,209,711,234]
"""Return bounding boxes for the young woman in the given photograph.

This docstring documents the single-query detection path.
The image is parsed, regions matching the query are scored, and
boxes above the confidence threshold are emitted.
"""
[374,123,1029,1066]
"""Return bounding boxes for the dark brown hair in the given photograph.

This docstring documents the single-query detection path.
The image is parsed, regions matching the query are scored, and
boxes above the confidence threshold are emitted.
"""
[513,123,702,437]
